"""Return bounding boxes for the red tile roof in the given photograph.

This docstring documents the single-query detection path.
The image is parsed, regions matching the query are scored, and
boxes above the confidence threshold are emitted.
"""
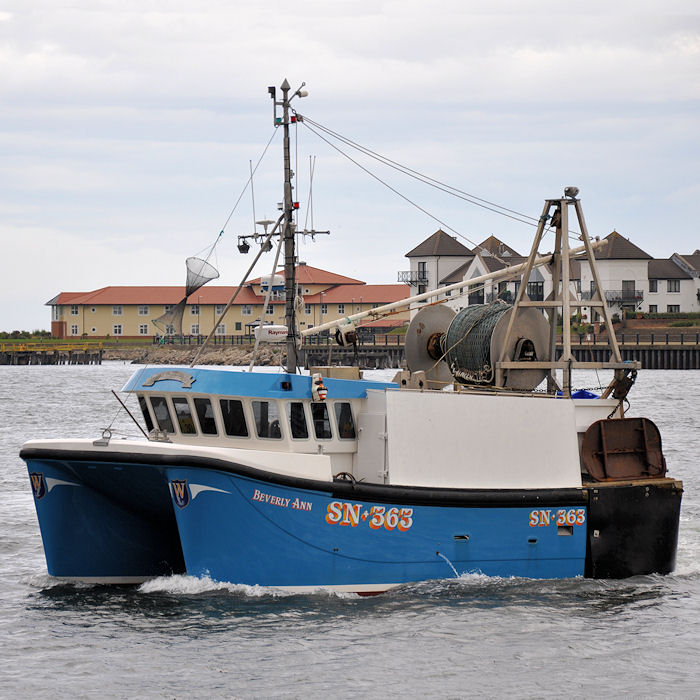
[248,264,364,286]
[304,284,409,304]
[47,282,408,307]
[49,286,260,306]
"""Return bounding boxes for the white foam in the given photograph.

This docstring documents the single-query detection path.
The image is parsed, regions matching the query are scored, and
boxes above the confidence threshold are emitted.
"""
[137,574,356,598]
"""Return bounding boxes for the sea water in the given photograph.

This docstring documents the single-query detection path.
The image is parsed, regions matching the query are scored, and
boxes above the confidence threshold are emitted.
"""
[1,363,699,698]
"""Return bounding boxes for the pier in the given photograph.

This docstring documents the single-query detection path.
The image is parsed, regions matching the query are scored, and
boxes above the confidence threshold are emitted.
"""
[0,343,103,365]
[301,332,700,371]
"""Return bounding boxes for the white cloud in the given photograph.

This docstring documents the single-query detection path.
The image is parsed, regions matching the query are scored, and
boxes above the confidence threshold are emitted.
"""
[1,0,699,330]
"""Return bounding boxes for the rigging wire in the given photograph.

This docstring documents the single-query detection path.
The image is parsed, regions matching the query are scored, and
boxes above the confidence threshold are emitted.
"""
[301,120,501,260]
[250,159,257,234]
[219,128,278,235]
[300,115,580,245]
[302,115,541,227]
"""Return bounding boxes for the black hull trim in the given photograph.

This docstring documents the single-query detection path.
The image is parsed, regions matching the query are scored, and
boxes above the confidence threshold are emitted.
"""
[20,446,587,508]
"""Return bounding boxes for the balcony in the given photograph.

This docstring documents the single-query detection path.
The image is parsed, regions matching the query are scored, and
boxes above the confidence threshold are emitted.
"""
[580,290,644,306]
[397,270,428,286]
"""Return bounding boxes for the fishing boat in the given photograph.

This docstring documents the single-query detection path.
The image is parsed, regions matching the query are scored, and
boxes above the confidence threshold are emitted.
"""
[21,81,682,593]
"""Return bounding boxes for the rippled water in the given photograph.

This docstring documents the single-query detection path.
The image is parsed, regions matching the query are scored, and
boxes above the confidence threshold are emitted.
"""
[2,363,699,698]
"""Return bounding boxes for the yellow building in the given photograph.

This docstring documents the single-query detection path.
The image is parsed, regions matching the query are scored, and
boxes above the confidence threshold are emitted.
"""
[47,264,410,339]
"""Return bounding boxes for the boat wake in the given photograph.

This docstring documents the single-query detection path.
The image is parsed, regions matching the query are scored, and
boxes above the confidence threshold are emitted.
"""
[137,574,357,599]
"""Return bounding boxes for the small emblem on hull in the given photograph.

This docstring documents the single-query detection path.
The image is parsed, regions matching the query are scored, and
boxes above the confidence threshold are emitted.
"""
[171,479,190,509]
[30,472,46,500]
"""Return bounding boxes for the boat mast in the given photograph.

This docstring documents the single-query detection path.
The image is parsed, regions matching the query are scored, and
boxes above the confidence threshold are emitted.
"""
[272,79,301,373]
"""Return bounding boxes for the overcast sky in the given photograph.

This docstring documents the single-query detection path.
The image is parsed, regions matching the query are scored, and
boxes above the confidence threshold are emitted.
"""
[2,1,699,331]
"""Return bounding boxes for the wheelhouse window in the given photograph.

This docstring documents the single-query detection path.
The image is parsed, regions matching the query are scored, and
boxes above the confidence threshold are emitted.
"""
[150,396,174,433]
[334,402,356,439]
[252,401,282,439]
[311,402,333,439]
[172,397,197,434]
[138,395,154,432]
[286,402,309,439]
[194,398,217,435]
[219,399,248,437]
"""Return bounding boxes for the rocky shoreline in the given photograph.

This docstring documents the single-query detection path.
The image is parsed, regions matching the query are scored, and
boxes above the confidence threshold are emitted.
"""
[102,344,285,366]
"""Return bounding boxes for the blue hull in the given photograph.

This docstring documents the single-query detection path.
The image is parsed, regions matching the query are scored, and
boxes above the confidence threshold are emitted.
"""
[167,467,587,587]
[23,452,590,589]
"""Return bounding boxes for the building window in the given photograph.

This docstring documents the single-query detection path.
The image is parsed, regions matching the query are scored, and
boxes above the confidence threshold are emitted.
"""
[70,324,79,335]
[215,324,226,335]
[138,305,149,315]
[235,322,242,331]
[321,303,328,315]
[70,305,79,315]
[112,324,122,335]
[241,305,252,316]
[139,324,149,335]
[191,324,199,335]
[444,288,452,297]
[164,305,173,312]
[372,303,380,309]
[527,281,544,301]
[648,305,658,313]
[418,261,427,282]
[338,303,345,315]
[305,304,311,315]
[165,324,175,335]
[667,279,680,293]
[113,305,122,316]
[215,304,226,315]
[667,305,680,313]
[649,279,658,293]
[190,304,199,315]
[52,307,60,321]
[418,285,426,296]
[265,305,275,315]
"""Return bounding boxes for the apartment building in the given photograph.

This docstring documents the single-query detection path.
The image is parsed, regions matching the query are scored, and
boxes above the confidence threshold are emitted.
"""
[47,263,409,339]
